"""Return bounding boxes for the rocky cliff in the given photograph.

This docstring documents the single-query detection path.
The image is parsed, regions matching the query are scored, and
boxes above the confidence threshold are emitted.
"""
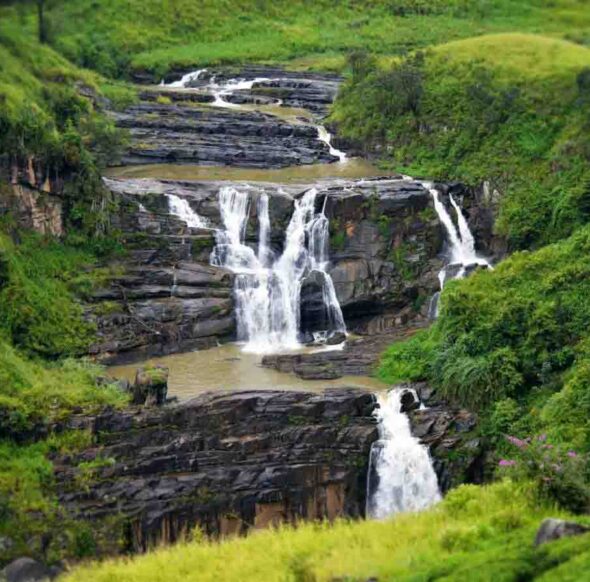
[54,389,377,554]
[89,176,444,363]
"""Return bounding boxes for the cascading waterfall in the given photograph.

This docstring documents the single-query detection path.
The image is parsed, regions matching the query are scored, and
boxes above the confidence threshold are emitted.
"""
[421,182,491,317]
[162,69,349,162]
[211,186,346,353]
[366,389,441,519]
[167,194,208,229]
[317,126,347,162]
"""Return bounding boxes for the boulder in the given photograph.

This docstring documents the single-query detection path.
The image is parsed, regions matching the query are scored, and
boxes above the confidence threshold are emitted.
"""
[399,389,420,413]
[2,558,51,582]
[534,518,590,547]
[132,365,169,406]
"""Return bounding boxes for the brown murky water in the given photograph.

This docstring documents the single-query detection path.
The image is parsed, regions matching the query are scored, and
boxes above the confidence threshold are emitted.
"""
[108,343,387,400]
[106,159,390,184]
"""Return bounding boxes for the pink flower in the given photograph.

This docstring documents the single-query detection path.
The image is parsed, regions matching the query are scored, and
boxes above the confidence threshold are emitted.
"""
[506,435,528,449]
[499,459,517,467]
[537,434,547,442]
[567,451,578,458]
[543,444,554,450]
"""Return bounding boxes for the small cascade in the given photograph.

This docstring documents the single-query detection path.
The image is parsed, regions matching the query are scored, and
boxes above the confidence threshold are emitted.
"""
[317,126,347,162]
[162,69,207,88]
[366,389,441,519]
[422,182,491,317]
[211,77,271,108]
[167,194,209,229]
[211,186,346,353]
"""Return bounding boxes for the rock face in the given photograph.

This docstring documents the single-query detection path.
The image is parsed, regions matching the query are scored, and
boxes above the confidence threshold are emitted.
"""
[112,103,338,168]
[109,67,342,169]
[406,382,484,493]
[54,389,378,554]
[93,175,444,362]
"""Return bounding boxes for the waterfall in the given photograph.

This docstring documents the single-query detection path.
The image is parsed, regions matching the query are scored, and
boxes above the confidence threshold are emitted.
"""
[211,186,346,353]
[211,77,271,108]
[366,389,441,519]
[421,182,491,318]
[167,194,208,229]
[162,69,207,88]
[317,126,347,162]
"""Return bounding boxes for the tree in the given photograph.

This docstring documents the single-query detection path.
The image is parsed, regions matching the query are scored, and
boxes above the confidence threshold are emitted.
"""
[0,0,55,43]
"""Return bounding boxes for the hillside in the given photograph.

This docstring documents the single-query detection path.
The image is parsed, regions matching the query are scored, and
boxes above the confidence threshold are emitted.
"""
[4,0,590,77]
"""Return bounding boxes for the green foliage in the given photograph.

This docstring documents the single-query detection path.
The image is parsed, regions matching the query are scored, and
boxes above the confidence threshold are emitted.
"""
[499,435,590,514]
[333,34,590,250]
[380,224,590,461]
[62,481,590,582]
[0,233,96,358]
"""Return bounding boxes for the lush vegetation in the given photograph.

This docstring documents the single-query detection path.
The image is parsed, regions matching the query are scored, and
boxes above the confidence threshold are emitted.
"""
[332,34,590,250]
[63,481,590,582]
[1,0,588,78]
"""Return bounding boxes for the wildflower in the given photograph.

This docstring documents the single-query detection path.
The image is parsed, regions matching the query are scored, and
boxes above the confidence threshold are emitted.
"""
[543,444,554,450]
[498,459,517,467]
[506,435,527,449]
[537,434,547,442]
[567,451,578,458]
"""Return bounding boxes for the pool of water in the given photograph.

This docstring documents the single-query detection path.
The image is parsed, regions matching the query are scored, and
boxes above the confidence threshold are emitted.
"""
[105,159,391,184]
[108,343,387,400]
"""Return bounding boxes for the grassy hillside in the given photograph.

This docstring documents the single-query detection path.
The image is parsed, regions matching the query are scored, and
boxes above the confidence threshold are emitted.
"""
[4,0,590,77]
[63,481,590,582]
[332,33,590,250]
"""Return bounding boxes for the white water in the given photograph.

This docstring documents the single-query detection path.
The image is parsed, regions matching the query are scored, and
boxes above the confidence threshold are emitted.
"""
[367,389,441,519]
[420,182,491,318]
[162,69,207,88]
[211,77,271,108]
[211,186,345,353]
[317,126,347,162]
[167,194,208,229]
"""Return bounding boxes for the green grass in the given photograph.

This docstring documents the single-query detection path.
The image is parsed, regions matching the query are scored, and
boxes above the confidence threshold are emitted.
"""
[62,481,590,582]
[4,0,590,78]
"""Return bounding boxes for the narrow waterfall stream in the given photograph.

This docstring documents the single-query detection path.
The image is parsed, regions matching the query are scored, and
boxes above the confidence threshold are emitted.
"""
[422,182,491,317]
[167,194,209,228]
[366,389,441,518]
[211,186,346,353]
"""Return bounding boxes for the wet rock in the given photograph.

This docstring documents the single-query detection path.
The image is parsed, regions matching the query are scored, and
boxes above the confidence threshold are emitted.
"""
[262,327,426,379]
[534,518,590,547]
[2,558,51,582]
[111,102,338,169]
[399,390,419,413]
[54,389,378,554]
[132,365,169,406]
[326,331,346,345]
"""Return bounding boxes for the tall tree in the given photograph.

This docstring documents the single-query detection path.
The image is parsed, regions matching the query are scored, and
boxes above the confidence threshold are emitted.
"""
[0,0,54,43]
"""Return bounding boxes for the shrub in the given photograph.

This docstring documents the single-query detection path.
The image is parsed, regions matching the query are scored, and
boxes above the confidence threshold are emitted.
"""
[499,434,590,514]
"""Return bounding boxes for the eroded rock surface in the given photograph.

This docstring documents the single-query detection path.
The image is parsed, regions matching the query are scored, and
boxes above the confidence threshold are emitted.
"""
[54,389,378,553]
[92,176,445,362]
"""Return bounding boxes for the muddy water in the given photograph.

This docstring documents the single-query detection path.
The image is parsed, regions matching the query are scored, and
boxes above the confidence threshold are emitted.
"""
[106,159,390,183]
[108,343,387,400]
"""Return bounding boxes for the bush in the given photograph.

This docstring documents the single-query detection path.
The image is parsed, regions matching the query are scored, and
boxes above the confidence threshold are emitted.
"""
[499,435,590,514]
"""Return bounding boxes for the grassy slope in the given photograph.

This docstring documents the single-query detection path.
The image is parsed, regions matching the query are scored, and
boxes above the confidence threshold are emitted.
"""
[7,0,589,77]
[332,33,590,249]
[63,482,590,582]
